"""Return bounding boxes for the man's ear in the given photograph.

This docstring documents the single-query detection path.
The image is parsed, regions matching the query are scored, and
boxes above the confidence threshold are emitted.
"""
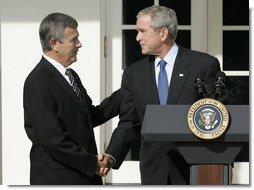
[160,27,169,41]
[49,38,58,52]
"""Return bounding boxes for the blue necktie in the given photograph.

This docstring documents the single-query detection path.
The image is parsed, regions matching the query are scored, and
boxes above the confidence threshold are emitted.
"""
[158,60,168,105]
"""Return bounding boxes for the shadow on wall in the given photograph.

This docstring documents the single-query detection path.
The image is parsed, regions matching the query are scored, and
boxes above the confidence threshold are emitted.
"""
[1,0,100,22]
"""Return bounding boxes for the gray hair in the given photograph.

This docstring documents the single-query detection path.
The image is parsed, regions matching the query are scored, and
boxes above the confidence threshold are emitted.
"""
[137,5,178,40]
[39,13,78,52]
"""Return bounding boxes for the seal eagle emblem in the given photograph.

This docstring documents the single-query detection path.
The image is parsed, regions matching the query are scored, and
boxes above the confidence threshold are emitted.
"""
[187,98,229,140]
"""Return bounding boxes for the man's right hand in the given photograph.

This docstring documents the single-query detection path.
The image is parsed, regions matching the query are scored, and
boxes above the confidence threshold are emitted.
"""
[96,153,115,176]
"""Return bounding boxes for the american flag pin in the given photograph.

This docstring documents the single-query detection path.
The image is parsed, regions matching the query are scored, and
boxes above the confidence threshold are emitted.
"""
[179,73,184,77]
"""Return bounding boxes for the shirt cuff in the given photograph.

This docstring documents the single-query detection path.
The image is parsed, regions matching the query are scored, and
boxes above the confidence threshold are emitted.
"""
[108,154,116,166]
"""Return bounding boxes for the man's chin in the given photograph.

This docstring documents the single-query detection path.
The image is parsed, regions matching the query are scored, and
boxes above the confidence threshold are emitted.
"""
[72,57,77,63]
[141,49,149,55]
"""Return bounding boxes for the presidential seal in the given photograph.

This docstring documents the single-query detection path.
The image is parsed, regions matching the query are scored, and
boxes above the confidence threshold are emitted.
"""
[187,98,229,140]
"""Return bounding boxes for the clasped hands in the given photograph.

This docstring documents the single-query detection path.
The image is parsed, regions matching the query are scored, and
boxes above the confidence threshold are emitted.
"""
[96,153,115,177]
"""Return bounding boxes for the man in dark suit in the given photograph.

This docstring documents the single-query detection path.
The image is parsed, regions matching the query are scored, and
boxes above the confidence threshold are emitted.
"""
[105,6,221,185]
[23,13,120,185]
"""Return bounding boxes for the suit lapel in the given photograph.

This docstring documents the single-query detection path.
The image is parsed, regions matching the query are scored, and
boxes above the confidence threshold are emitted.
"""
[41,57,87,113]
[168,46,190,104]
[142,56,160,104]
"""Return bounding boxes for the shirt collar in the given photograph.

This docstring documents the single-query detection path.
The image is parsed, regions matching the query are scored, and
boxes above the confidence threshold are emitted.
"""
[43,54,67,76]
[155,43,178,67]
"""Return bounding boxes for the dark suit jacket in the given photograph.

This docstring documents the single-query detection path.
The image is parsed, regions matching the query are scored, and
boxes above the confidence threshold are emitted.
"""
[23,57,121,185]
[106,46,221,185]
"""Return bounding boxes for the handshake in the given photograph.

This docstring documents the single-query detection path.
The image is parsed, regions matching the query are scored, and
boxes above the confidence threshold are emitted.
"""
[96,153,116,177]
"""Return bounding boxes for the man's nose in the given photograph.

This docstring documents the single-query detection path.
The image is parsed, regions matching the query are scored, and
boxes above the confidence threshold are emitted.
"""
[76,41,82,48]
[136,32,141,41]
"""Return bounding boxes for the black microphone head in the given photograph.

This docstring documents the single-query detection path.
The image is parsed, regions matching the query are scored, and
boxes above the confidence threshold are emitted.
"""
[195,77,206,97]
[195,77,203,83]
[216,71,226,82]
[214,71,226,100]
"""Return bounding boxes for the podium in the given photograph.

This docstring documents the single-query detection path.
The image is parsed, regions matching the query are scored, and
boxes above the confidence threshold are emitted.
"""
[141,104,249,185]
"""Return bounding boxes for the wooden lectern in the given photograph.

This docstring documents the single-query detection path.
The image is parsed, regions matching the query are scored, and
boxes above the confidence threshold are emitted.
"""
[141,105,249,185]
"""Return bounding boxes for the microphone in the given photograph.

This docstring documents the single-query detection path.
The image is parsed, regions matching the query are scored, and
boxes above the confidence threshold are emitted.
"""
[214,71,226,100]
[195,77,206,99]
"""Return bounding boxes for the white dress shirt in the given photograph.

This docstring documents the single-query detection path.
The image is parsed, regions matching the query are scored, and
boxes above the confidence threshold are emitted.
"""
[155,43,179,88]
[43,54,71,85]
